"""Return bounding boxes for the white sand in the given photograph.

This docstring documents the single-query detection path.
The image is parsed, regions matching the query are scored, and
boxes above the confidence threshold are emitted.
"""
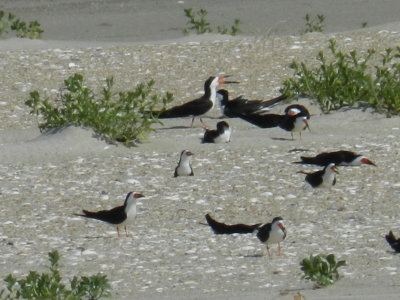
[1,1,400,299]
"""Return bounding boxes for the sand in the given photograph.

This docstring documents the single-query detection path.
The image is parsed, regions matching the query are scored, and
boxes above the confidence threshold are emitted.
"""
[0,1,400,299]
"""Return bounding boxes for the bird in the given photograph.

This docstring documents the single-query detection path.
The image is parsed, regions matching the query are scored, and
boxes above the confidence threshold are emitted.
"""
[385,231,400,252]
[297,163,339,188]
[293,150,376,167]
[157,76,239,128]
[217,89,286,118]
[205,214,287,256]
[202,121,231,143]
[74,192,145,237]
[237,110,311,140]
[174,150,194,177]
[285,104,311,119]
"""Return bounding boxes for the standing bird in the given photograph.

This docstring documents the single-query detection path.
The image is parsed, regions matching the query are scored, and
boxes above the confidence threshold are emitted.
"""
[385,231,400,252]
[237,111,310,140]
[205,214,287,256]
[174,150,194,177]
[74,192,144,237]
[297,163,339,188]
[158,76,239,128]
[202,121,231,143]
[217,89,286,118]
[294,150,376,167]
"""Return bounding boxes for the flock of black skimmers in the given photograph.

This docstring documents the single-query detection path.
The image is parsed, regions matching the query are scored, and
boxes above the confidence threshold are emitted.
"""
[74,75,398,255]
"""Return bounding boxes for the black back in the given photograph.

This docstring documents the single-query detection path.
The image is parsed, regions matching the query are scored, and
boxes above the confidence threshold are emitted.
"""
[205,214,261,234]
[305,170,324,187]
[238,112,284,128]
[300,151,359,166]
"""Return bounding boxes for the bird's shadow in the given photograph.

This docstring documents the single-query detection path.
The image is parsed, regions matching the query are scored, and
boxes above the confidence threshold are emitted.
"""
[239,253,264,258]
[157,126,192,130]
[288,148,311,153]
[271,137,295,141]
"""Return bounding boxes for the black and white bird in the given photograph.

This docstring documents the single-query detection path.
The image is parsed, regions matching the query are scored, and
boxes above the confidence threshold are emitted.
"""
[294,150,376,167]
[74,192,144,237]
[297,163,339,188]
[217,89,286,118]
[202,121,231,143]
[238,111,310,140]
[205,214,287,256]
[385,231,400,253]
[158,76,238,127]
[174,150,194,177]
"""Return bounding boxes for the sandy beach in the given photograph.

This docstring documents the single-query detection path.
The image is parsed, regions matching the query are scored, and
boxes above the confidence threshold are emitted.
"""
[0,1,400,299]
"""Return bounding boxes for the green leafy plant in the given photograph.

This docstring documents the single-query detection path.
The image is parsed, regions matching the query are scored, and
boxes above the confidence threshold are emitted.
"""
[281,39,400,116]
[183,8,241,36]
[300,254,346,287]
[0,10,43,39]
[0,250,111,299]
[300,14,325,34]
[25,73,174,146]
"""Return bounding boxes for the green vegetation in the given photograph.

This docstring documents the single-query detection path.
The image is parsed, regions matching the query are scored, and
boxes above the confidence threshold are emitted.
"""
[281,39,400,116]
[300,254,346,288]
[300,14,325,34]
[0,250,111,299]
[183,8,241,36]
[25,73,174,146]
[0,10,43,39]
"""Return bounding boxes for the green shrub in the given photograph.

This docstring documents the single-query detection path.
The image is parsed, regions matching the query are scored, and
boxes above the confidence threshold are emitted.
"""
[183,8,241,36]
[300,14,325,34]
[0,250,111,299]
[0,10,43,39]
[25,73,174,146]
[300,254,346,288]
[281,39,400,116]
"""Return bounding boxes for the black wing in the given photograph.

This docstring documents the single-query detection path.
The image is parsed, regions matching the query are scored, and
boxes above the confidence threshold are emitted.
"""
[305,170,324,187]
[386,231,400,252]
[205,214,261,234]
[80,206,126,225]
[237,113,284,128]
[159,98,212,118]
[256,223,272,243]
[202,129,219,143]
[298,151,357,166]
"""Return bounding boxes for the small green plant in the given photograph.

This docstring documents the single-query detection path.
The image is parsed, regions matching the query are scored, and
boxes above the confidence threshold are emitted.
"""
[361,21,368,28]
[300,254,346,288]
[300,14,325,34]
[25,73,174,146]
[183,8,241,36]
[281,39,400,116]
[0,10,43,39]
[0,250,111,299]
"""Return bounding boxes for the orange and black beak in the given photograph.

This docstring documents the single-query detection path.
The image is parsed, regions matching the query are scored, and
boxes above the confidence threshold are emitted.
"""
[361,158,376,166]
[218,75,240,85]
[331,165,339,174]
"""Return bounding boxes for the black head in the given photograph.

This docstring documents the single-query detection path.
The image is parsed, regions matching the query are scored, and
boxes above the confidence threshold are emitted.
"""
[216,121,230,131]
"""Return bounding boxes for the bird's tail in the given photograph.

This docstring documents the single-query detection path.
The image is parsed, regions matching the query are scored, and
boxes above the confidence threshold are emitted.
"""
[73,210,95,219]
[205,214,260,234]
[259,94,287,110]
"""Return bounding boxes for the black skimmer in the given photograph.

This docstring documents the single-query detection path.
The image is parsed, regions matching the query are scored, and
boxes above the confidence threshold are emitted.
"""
[385,231,400,252]
[74,192,144,237]
[285,104,311,119]
[202,121,231,143]
[217,89,286,118]
[174,150,194,177]
[205,214,287,256]
[238,111,310,140]
[297,163,339,188]
[294,150,376,167]
[158,76,239,127]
